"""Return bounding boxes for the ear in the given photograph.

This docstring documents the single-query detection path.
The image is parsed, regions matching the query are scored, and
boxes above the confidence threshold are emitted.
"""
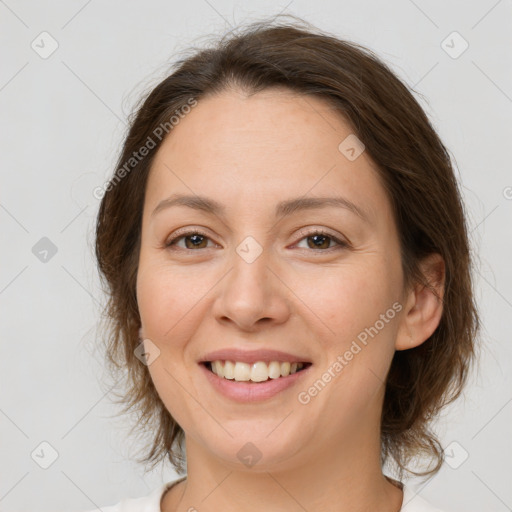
[395,253,445,351]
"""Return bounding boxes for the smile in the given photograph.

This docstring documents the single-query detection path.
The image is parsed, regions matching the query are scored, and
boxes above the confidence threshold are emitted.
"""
[206,360,310,382]
[200,360,313,402]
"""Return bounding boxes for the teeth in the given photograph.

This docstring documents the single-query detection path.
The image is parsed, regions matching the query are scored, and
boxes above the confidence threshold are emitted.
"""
[209,360,305,382]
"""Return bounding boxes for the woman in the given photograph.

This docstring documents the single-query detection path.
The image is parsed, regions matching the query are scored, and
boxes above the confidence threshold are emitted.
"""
[90,15,479,512]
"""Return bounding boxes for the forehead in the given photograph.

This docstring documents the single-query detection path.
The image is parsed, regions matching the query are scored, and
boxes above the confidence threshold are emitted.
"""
[144,88,388,224]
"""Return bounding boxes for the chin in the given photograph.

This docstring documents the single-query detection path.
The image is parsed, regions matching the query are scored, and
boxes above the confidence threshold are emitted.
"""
[201,427,307,472]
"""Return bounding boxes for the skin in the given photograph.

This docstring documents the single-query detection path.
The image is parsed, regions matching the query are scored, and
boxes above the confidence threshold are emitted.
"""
[136,87,445,512]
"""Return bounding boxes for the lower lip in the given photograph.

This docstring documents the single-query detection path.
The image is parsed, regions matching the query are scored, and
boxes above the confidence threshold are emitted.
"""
[199,363,311,403]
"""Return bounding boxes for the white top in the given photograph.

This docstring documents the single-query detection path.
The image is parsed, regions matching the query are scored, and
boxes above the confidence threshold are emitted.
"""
[84,476,446,512]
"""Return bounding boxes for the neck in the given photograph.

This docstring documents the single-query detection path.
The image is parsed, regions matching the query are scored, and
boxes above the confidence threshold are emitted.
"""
[163,432,403,512]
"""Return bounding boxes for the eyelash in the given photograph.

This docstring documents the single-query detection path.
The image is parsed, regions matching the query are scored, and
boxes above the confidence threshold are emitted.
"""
[164,228,349,253]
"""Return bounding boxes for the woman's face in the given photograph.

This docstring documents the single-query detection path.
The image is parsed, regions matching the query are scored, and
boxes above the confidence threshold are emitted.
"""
[136,88,408,471]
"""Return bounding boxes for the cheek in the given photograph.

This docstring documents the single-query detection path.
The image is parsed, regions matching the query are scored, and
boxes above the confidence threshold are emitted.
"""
[136,263,203,426]
[296,260,397,342]
[136,260,197,344]
[297,260,400,401]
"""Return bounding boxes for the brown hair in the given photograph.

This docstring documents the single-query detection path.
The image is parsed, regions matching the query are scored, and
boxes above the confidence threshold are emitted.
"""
[95,15,480,480]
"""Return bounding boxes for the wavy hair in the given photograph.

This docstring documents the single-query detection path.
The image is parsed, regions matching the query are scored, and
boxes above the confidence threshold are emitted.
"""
[95,15,480,480]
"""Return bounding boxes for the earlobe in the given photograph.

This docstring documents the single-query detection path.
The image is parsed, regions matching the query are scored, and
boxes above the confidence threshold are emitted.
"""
[395,253,445,351]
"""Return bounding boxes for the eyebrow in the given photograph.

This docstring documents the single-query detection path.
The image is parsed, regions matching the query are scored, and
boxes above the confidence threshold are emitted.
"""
[151,193,370,222]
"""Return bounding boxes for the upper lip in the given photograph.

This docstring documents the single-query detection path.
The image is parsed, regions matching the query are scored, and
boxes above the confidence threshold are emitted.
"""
[199,348,311,365]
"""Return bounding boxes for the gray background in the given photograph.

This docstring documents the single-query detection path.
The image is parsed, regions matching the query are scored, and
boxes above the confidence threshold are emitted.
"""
[1,0,511,511]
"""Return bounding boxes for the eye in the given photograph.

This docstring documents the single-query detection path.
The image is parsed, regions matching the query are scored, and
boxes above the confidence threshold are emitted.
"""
[294,229,349,252]
[165,230,216,250]
[164,228,349,252]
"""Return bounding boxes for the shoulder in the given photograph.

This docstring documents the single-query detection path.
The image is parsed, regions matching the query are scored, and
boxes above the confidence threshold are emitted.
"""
[82,476,186,512]
[401,484,448,512]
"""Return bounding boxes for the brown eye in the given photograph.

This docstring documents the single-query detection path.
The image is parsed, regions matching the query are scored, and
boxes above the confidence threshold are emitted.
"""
[295,230,348,251]
[306,234,332,250]
[164,229,348,253]
[165,231,213,250]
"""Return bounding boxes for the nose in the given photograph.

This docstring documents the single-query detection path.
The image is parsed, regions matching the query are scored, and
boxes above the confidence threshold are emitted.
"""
[212,248,291,332]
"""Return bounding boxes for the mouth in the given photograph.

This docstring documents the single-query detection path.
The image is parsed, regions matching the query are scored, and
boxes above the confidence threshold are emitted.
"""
[201,360,313,383]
